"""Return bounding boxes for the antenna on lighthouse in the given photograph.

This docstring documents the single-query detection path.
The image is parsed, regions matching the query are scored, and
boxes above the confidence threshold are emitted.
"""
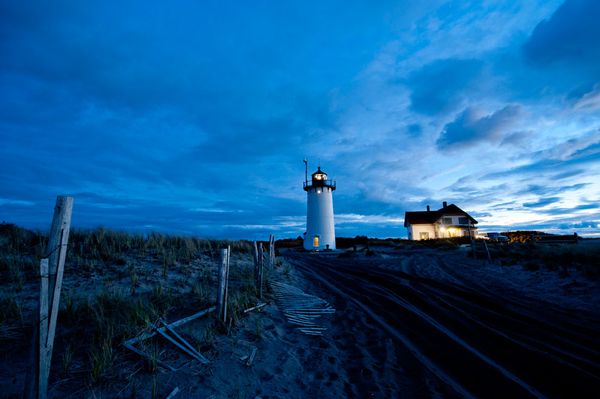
[303,158,308,184]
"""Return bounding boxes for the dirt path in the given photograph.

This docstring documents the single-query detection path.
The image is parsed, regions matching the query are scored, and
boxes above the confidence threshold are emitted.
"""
[285,250,600,398]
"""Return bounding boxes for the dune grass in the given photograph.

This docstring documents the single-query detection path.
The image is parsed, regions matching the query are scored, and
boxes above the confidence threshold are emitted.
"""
[0,223,263,388]
[480,240,600,276]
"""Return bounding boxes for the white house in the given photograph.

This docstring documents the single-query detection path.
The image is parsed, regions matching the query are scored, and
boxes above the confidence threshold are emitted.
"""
[404,202,478,240]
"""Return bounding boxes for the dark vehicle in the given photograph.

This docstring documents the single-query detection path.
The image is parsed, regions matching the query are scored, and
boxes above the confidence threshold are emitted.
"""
[487,232,509,243]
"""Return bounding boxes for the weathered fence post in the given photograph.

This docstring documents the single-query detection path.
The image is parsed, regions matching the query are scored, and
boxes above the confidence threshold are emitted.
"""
[258,243,264,298]
[224,245,230,322]
[253,241,259,290]
[216,248,230,322]
[44,196,73,385]
[26,195,73,399]
[269,234,275,268]
[468,222,477,260]
[38,259,49,398]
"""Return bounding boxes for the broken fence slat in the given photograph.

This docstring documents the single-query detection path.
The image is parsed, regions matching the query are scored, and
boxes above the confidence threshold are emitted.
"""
[165,387,180,399]
[285,314,317,322]
[159,319,209,364]
[123,343,176,372]
[152,325,202,362]
[124,307,216,346]
[169,306,216,329]
[246,347,257,367]
[243,302,267,314]
[286,319,319,326]
[284,314,318,322]
[157,320,210,364]
[271,281,335,336]
[284,309,335,313]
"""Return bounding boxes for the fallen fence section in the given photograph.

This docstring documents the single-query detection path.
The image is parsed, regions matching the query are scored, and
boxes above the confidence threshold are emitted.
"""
[270,281,335,336]
[123,307,215,369]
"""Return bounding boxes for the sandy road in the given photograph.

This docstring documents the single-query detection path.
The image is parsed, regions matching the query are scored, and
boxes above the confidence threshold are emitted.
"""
[285,250,600,398]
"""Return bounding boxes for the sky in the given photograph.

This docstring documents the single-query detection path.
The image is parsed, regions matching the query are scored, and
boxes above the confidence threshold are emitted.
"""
[1,0,599,239]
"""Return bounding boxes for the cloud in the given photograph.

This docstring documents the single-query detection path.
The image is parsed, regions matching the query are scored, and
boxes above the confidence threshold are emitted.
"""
[407,58,484,115]
[515,183,589,197]
[436,105,522,150]
[523,197,561,208]
[531,129,600,161]
[523,0,600,71]
[500,131,533,146]
[1,1,600,238]
[539,203,599,215]
[485,152,600,181]
[574,84,600,111]
[407,123,423,137]
[0,198,35,206]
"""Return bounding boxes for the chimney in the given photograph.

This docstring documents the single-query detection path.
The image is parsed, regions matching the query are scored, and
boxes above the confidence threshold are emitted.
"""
[443,201,447,208]
[426,205,430,212]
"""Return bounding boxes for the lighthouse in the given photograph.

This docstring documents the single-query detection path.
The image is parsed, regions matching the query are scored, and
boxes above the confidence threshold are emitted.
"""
[303,163,336,250]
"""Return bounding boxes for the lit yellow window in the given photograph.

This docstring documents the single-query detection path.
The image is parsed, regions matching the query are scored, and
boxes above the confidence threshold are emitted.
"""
[313,236,319,247]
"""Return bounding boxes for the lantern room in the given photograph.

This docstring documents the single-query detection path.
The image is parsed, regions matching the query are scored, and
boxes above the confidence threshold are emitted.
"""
[303,166,336,192]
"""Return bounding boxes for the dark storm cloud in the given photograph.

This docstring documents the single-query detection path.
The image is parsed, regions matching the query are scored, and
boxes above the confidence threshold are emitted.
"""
[436,105,522,150]
[408,58,484,115]
[519,0,600,104]
[523,0,600,69]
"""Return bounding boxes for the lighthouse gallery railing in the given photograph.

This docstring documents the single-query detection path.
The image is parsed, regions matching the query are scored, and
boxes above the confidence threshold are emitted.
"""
[303,180,336,190]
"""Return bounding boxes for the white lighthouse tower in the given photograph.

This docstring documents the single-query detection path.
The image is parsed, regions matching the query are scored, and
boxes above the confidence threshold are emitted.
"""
[303,163,336,250]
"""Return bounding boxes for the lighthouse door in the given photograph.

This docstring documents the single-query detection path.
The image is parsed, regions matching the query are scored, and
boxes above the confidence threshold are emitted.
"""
[313,235,319,248]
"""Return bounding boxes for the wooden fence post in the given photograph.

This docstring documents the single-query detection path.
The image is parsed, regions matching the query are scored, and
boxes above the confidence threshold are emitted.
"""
[271,235,275,266]
[224,245,230,322]
[258,243,264,298]
[38,259,49,399]
[468,223,477,260]
[26,195,73,399]
[253,241,259,293]
[216,248,230,322]
[268,234,275,268]
[44,196,73,385]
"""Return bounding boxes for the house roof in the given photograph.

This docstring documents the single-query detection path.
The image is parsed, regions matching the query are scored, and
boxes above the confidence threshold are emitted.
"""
[403,203,477,227]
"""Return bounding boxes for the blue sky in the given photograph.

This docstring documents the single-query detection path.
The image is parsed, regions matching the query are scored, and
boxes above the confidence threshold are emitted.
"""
[1,0,599,239]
